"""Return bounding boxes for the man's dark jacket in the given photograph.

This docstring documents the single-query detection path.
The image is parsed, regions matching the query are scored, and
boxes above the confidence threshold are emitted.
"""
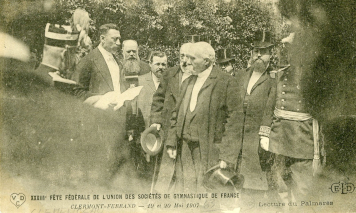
[165,66,241,183]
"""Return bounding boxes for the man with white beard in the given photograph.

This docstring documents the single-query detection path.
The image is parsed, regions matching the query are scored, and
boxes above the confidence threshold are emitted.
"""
[150,43,193,192]
[150,42,193,135]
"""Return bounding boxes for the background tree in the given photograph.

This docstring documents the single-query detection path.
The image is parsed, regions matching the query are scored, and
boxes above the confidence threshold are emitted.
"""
[2,0,283,69]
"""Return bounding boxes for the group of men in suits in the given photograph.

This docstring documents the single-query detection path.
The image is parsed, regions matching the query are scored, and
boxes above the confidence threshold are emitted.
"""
[68,22,320,212]
[148,32,319,213]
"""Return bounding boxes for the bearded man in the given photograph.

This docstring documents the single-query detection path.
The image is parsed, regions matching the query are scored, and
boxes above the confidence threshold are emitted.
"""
[234,30,277,211]
[120,40,150,88]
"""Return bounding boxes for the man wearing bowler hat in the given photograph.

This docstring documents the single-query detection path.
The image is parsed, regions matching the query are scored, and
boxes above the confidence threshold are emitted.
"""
[234,30,277,210]
[216,48,236,76]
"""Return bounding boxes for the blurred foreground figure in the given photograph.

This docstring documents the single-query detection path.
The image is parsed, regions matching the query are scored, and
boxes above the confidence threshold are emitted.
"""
[1,57,138,194]
[262,28,321,211]
[263,0,356,212]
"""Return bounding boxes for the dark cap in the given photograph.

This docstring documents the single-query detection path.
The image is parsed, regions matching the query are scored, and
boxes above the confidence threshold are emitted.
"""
[216,49,235,64]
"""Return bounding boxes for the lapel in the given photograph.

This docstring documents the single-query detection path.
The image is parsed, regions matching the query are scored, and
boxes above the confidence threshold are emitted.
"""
[168,66,181,100]
[242,68,252,98]
[188,66,220,121]
[145,73,156,93]
[92,48,114,91]
[250,71,269,93]
[198,66,219,97]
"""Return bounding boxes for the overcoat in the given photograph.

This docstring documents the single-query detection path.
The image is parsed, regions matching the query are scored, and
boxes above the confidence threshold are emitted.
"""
[235,68,276,190]
[151,66,183,192]
[165,66,241,189]
[137,72,156,128]
[150,66,182,131]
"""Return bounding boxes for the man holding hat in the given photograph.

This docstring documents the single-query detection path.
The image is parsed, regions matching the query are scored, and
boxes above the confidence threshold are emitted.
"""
[164,42,240,193]
[127,51,168,184]
[150,42,193,192]
[234,30,277,209]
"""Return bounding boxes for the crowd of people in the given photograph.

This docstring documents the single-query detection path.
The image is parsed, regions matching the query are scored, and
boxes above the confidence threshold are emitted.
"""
[28,5,356,213]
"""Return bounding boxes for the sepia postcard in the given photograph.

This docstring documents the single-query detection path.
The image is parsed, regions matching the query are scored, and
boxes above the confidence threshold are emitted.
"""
[1,0,355,212]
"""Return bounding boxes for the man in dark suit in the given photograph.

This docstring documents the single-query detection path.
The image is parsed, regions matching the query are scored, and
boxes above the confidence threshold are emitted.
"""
[151,43,193,192]
[234,31,277,210]
[150,42,192,133]
[164,42,240,193]
[71,23,126,102]
[137,51,168,128]
[131,51,168,183]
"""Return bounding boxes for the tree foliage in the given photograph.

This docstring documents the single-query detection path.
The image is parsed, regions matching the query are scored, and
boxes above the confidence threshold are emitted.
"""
[6,0,282,69]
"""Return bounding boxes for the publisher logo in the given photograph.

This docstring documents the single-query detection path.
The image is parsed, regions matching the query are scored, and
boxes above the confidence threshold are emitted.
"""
[10,193,26,208]
[330,182,355,194]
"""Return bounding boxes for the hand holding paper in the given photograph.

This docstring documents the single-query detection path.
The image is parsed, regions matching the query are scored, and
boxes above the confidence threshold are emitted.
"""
[92,91,119,110]
[83,86,143,110]
[113,86,143,111]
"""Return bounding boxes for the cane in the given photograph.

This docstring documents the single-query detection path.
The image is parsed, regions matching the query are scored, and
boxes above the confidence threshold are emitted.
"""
[150,155,158,193]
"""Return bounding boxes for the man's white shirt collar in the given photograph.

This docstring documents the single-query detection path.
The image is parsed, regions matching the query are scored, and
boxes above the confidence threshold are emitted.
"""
[151,72,160,90]
[98,44,121,93]
[98,44,115,60]
[189,65,213,111]
[197,65,213,79]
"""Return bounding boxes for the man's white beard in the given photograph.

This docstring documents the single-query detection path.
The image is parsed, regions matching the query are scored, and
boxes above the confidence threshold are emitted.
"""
[181,64,193,75]
[250,59,268,73]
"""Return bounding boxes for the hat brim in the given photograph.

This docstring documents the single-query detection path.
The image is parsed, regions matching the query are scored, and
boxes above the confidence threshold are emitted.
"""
[217,58,235,64]
[203,165,243,191]
[252,41,274,49]
[140,126,163,156]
